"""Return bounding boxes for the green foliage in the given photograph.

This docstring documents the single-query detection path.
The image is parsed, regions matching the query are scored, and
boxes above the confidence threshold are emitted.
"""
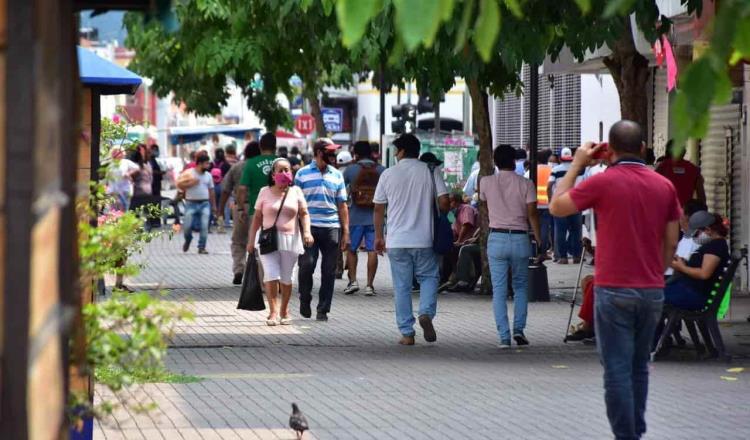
[70,117,193,427]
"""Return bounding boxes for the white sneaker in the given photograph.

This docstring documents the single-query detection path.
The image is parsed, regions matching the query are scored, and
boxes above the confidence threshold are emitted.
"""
[363,286,376,296]
[344,281,359,295]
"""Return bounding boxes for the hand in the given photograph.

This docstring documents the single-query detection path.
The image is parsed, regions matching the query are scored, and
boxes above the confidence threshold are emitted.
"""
[340,232,351,252]
[239,210,248,223]
[246,242,255,254]
[303,231,314,247]
[572,142,601,169]
[375,237,386,255]
[671,256,686,271]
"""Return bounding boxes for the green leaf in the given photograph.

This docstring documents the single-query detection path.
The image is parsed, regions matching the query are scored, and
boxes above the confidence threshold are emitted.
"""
[453,0,475,53]
[733,15,750,57]
[336,0,382,47]
[603,0,636,18]
[503,0,523,18]
[712,71,732,105]
[474,0,501,62]
[394,0,444,50]
[439,0,456,21]
[574,0,591,14]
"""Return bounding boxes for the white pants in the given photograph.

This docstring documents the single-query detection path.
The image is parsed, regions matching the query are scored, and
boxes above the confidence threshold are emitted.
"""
[259,250,298,284]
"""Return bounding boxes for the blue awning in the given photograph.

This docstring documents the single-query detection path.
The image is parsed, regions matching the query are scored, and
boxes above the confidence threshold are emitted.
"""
[78,46,142,95]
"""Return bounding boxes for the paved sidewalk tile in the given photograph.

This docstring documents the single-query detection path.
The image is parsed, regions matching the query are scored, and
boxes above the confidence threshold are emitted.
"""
[94,231,750,440]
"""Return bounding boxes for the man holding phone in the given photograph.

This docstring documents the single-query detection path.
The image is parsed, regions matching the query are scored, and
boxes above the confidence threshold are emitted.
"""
[550,120,680,440]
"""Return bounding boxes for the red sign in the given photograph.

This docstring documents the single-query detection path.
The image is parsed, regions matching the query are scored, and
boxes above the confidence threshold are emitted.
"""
[295,114,316,136]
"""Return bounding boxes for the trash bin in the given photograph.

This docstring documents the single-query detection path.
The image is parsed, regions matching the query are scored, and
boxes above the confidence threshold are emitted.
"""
[528,259,550,302]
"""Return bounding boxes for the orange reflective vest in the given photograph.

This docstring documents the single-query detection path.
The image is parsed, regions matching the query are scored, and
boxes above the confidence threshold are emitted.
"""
[536,164,551,207]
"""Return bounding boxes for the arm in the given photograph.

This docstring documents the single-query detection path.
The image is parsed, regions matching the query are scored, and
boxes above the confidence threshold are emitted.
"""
[456,223,473,245]
[438,195,450,213]
[236,185,249,219]
[374,203,386,255]
[549,142,599,217]
[218,189,231,216]
[338,202,350,251]
[298,195,313,246]
[662,220,680,271]
[209,185,217,213]
[527,203,542,246]
[672,252,721,280]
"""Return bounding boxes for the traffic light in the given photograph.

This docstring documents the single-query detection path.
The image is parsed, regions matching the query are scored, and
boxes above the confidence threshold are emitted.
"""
[391,104,416,134]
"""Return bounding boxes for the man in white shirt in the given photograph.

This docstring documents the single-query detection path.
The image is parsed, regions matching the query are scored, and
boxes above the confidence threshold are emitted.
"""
[182,155,217,254]
[548,147,585,264]
[374,134,449,345]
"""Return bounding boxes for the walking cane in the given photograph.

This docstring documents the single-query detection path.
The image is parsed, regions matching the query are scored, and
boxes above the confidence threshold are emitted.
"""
[563,246,588,343]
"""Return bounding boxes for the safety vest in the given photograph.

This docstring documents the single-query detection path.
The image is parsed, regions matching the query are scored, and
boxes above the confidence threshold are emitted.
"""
[536,164,551,207]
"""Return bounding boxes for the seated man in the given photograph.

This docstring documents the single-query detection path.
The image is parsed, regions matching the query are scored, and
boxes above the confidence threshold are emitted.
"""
[441,229,482,292]
[567,275,595,341]
[440,193,477,284]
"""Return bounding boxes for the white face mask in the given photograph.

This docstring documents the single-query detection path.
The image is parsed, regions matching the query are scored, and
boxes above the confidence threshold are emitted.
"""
[693,231,712,245]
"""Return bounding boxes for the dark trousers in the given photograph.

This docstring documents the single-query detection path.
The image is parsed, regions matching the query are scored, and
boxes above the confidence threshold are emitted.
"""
[454,244,481,285]
[538,208,553,254]
[554,213,583,259]
[298,226,340,313]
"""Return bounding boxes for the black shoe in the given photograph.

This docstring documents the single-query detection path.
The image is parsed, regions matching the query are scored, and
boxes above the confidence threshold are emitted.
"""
[198,248,209,254]
[566,329,595,342]
[316,312,328,321]
[300,302,312,318]
[182,238,191,252]
[418,314,437,343]
[513,332,529,346]
[232,273,243,285]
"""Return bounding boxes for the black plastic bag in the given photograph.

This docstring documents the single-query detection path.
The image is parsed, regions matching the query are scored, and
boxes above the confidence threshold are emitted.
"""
[237,252,266,311]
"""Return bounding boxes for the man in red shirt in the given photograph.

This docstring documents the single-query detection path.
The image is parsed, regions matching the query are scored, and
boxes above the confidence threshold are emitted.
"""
[550,120,680,440]
[655,139,706,206]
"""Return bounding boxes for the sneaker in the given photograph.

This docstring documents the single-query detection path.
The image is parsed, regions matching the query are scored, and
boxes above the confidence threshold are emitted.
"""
[566,329,595,342]
[450,281,473,292]
[232,273,243,285]
[300,302,312,319]
[514,332,529,346]
[182,238,191,252]
[418,314,436,343]
[363,286,376,296]
[316,312,328,321]
[572,258,581,265]
[438,281,455,292]
[499,341,512,349]
[344,281,359,295]
[198,248,209,254]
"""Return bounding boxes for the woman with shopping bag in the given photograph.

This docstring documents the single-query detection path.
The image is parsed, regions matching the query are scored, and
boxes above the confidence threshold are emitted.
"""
[247,158,314,325]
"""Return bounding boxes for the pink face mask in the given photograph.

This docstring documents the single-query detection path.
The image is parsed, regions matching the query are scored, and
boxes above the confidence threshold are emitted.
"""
[274,171,293,187]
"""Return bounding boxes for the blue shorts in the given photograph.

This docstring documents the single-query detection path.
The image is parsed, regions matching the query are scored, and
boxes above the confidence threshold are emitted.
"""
[350,225,375,252]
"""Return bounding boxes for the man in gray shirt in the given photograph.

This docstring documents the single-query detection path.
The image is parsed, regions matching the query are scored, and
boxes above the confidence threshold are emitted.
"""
[183,154,217,254]
[219,141,260,283]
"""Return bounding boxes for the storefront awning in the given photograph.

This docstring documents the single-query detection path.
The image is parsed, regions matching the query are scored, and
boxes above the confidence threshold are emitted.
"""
[78,46,142,95]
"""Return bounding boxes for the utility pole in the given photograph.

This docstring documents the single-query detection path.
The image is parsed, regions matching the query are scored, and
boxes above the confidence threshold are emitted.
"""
[528,63,539,185]
[379,61,385,158]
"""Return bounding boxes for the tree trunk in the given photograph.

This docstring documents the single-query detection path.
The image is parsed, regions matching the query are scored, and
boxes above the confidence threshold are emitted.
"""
[303,85,327,139]
[603,17,650,134]
[467,78,493,295]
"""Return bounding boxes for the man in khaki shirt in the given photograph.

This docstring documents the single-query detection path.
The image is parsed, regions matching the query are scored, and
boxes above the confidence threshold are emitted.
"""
[219,141,260,284]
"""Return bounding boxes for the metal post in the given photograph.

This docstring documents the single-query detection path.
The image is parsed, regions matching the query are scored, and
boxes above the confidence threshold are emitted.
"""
[528,63,539,185]
[379,61,385,158]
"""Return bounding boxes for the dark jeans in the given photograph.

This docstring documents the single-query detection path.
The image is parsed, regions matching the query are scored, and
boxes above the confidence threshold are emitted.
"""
[454,244,481,284]
[538,208,553,254]
[595,287,664,440]
[664,278,706,310]
[554,213,582,259]
[298,226,340,313]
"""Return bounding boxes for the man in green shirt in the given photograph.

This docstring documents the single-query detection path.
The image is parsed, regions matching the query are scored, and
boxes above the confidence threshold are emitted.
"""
[237,133,277,219]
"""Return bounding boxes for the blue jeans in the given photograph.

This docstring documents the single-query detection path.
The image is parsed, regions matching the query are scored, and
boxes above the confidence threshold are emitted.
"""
[183,200,210,249]
[595,287,664,440]
[554,213,582,259]
[664,278,706,310]
[387,248,439,336]
[487,232,531,342]
[538,208,552,254]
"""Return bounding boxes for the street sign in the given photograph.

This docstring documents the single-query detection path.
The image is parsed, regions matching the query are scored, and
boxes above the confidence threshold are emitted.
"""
[322,107,344,132]
[295,114,315,135]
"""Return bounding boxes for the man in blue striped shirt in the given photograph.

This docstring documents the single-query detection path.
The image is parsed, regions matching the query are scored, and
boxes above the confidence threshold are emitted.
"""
[294,138,350,321]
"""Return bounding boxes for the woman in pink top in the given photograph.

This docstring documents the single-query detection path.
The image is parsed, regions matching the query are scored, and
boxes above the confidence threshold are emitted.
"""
[248,158,313,325]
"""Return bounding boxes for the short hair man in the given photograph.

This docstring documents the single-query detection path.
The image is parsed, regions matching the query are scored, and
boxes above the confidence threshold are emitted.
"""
[655,139,706,206]
[219,141,259,284]
[294,138,350,321]
[548,147,585,263]
[550,120,681,440]
[238,133,277,223]
[373,134,450,345]
[342,141,385,296]
[182,154,218,254]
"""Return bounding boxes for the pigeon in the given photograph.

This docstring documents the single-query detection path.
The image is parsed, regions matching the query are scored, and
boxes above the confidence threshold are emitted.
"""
[289,402,309,440]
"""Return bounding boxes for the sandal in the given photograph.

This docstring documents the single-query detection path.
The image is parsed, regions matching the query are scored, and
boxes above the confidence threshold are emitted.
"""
[280,316,292,325]
[266,315,278,326]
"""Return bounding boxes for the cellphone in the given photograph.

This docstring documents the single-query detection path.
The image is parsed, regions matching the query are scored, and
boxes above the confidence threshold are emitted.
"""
[592,142,609,160]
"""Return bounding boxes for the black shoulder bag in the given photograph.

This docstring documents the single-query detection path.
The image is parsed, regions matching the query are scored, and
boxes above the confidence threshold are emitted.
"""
[258,188,289,255]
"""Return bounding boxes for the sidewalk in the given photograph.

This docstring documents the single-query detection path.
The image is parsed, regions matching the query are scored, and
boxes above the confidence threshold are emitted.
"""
[95,231,750,440]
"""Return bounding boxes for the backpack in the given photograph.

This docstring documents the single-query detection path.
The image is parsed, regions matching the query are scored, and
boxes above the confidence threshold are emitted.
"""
[351,162,380,208]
